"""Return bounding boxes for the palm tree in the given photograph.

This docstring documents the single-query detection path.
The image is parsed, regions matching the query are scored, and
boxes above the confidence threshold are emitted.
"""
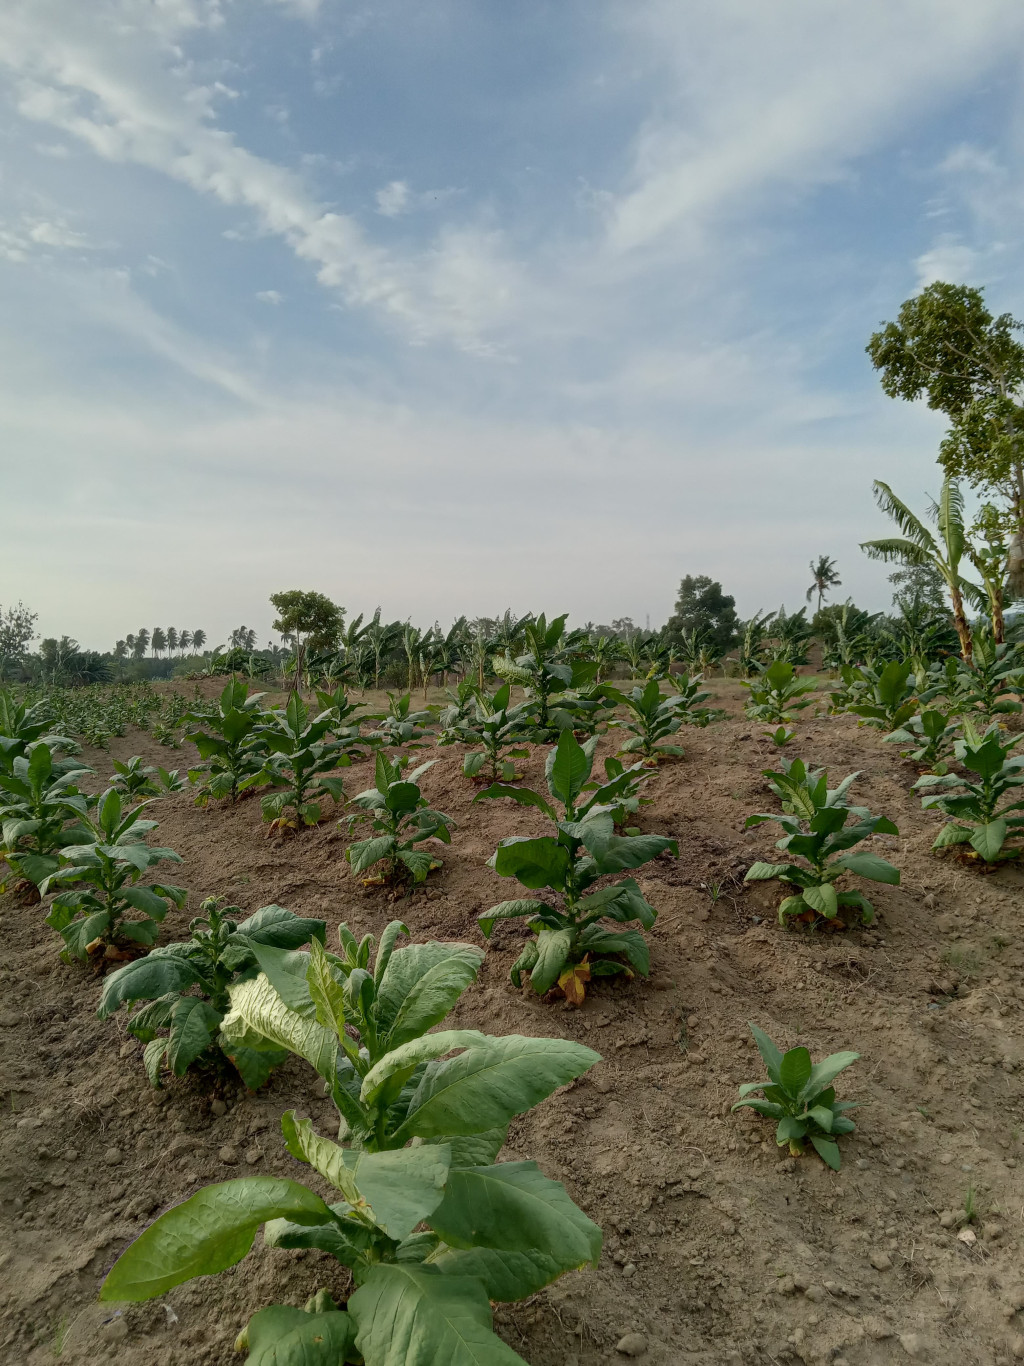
[133,629,149,660]
[179,630,193,654]
[861,480,975,661]
[806,555,842,614]
[151,627,167,658]
[192,629,207,654]
[167,627,179,657]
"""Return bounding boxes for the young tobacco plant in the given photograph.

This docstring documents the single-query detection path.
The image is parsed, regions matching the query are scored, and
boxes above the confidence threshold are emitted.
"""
[441,682,533,783]
[40,789,187,959]
[185,680,269,805]
[476,730,677,1003]
[914,723,1024,862]
[98,898,326,1089]
[100,923,602,1366]
[0,743,95,892]
[742,661,817,724]
[602,679,688,762]
[368,692,435,751]
[0,692,76,774]
[766,725,796,747]
[884,707,960,772]
[665,672,720,726]
[596,756,651,834]
[732,1023,859,1170]
[492,612,597,739]
[110,755,185,803]
[254,693,352,833]
[847,659,917,731]
[345,754,454,885]
[744,759,900,926]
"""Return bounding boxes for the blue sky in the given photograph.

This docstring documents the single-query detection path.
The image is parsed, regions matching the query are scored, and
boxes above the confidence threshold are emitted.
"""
[3,0,1024,650]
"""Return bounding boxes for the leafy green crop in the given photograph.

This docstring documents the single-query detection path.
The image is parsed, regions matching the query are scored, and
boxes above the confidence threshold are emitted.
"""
[744,759,900,925]
[110,755,186,803]
[664,671,720,726]
[732,1023,859,1170]
[847,659,917,730]
[101,922,602,1366]
[185,680,269,805]
[441,682,533,783]
[602,679,687,762]
[0,691,76,774]
[98,898,326,1088]
[884,707,960,771]
[914,722,1024,861]
[346,754,454,885]
[742,661,817,724]
[368,692,435,751]
[766,725,796,747]
[254,693,352,833]
[0,742,95,892]
[476,730,676,1002]
[596,756,651,833]
[493,613,597,739]
[41,790,187,959]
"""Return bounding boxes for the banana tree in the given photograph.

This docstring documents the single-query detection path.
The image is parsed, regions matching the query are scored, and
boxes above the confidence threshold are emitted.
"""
[861,479,977,661]
[100,923,602,1366]
[476,730,676,1002]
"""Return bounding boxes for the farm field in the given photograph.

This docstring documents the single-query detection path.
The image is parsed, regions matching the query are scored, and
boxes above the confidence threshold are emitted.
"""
[3,679,1024,1366]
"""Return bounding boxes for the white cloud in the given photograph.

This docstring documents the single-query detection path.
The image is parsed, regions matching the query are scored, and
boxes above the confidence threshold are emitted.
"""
[256,288,283,304]
[914,238,983,288]
[376,180,410,217]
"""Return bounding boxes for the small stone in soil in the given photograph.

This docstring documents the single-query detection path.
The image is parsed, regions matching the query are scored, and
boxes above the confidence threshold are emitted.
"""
[104,1147,123,1165]
[210,1099,227,1117]
[615,1334,648,1357]
[219,1145,240,1165]
[869,1251,893,1271]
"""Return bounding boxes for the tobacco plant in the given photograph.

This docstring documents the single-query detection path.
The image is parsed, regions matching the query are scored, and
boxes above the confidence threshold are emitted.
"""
[745,759,900,925]
[732,1023,859,1170]
[493,612,597,739]
[368,692,435,750]
[914,723,1024,862]
[476,730,677,1002]
[110,756,186,803]
[100,923,602,1366]
[345,754,454,885]
[0,743,95,893]
[441,682,533,782]
[847,659,917,731]
[884,707,960,771]
[594,756,651,833]
[0,692,76,774]
[99,898,326,1088]
[40,790,187,959]
[742,661,817,724]
[254,694,352,833]
[185,680,269,805]
[602,679,688,762]
[665,671,720,725]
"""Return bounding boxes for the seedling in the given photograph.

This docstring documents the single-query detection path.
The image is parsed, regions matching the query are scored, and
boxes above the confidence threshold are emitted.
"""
[742,661,817,724]
[98,898,326,1089]
[745,759,900,925]
[476,730,676,1002]
[885,707,960,772]
[345,754,453,885]
[732,1022,859,1170]
[100,922,602,1366]
[766,726,796,747]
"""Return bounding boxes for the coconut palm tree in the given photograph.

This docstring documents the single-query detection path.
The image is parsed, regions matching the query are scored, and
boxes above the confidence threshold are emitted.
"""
[151,627,167,658]
[806,555,842,613]
[861,479,976,661]
[179,630,193,654]
[167,627,179,657]
[133,629,149,660]
[192,629,207,654]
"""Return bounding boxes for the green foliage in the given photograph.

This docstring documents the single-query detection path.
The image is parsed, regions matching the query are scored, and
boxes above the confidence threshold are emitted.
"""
[185,680,269,805]
[255,693,352,833]
[663,575,739,655]
[270,589,345,691]
[744,759,900,926]
[0,742,95,890]
[766,726,796,747]
[847,659,917,730]
[476,730,676,1001]
[40,790,187,959]
[98,898,325,1088]
[102,924,602,1366]
[732,1023,859,1170]
[492,613,597,739]
[110,755,180,803]
[368,692,436,751]
[596,756,651,832]
[664,671,720,725]
[914,722,1024,862]
[346,755,454,885]
[602,679,687,762]
[742,661,817,723]
[945,636,1024,716]
[440,683,533,784]
[884,707,960,771]
[0,691,75,773]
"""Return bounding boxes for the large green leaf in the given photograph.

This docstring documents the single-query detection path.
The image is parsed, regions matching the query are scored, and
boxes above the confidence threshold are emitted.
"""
[349,1265,526,1366]
[241,1305,354,1366]
[281,1112,366,1208]
[473,784,557,821]
[343,1147,451,1242]
[120,885,173,918]
[432,1246,568,1302]
[221,975,338,1083]
[98,954,206,1018]
[247,943,317,1018]
[546,731,592,807]
[393,1036,600,1144]
[802,883,838,919]
[524,928,573,995]
[99,1179,331,1302]
[779,1046,812,1098]
[235,904,327,949]
[360,1030,492,1107]
[231,1044,289,1092]
[833,851,900,885]
[384,953,485,1050]
[166,997,220,1075]
[969,820,1008,862]
[492,837,571,890]
[374,942,483,1039]
[428,1162,600,1271]
[477,900,551,937]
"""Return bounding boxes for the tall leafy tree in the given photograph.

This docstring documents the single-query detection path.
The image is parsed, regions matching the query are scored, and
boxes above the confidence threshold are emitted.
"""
[270,589,344,693]
[151,627,167,658]
[191,629,206,653]
[805,555,841,613]
[166,627,179,656]
[867,281,1024,589]
[0,601,37,680]
[133,629,149,660]
[860,479,976,661]
[179,629,193,654]
[663,575,738,655]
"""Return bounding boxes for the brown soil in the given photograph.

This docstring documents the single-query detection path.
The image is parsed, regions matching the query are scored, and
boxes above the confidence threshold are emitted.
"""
[3,683,1024,1366]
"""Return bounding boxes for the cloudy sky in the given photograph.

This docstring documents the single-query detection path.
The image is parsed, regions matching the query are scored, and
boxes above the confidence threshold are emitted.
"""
[3,0,1024,650]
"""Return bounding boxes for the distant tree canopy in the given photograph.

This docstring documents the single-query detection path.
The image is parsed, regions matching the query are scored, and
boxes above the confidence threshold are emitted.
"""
[887,562,947,615]
[663,575,738,654]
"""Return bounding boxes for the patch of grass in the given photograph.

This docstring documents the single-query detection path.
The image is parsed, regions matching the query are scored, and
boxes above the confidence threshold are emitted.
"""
[941,945,984,979]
